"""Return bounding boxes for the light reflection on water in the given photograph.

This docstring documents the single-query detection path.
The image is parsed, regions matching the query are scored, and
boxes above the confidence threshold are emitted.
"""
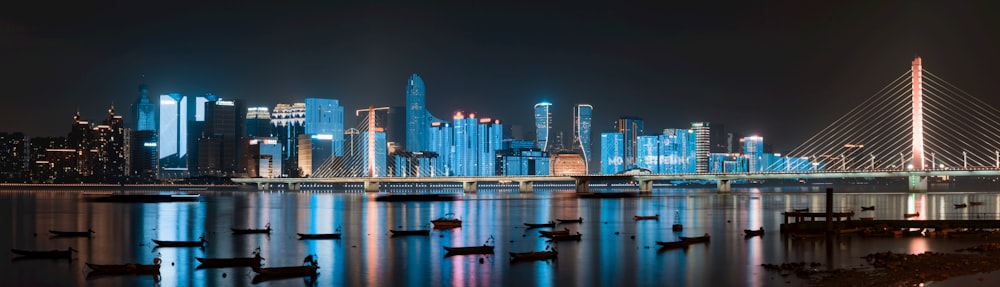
[3,184,1000,286]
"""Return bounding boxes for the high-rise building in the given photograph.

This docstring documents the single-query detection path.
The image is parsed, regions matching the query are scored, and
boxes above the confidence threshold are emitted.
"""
[573,104,593,173]
[691,122,711,173]
[68,111,94,179]
[600,132,624,174]
[298,134,332,177]
[428,121,453,176]
[0,132,28,182]
[534,102,552,152]
[247,137,281,178]
[304,98,345,157]
[131,83,156,132]
[616,116,643,169]
[198,98,246,176]
[245,107,272,137]
[91,105,127,182]
[742,136,764,172]
[157,93,215,178]
[28,137,66,183]
[130,130,158,181]
[271,103,305,176]
[405,74,442,152]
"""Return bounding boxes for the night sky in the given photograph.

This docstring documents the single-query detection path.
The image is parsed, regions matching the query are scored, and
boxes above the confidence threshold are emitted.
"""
[3,1,1000,152]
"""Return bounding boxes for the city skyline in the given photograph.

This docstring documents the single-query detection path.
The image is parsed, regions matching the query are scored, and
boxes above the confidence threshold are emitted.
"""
[4,2,1000,152]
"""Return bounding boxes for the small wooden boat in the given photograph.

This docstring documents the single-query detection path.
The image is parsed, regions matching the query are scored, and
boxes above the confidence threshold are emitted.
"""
[251,255,319,277]
[444,245,495,256]
[196,250,263,268]
[655,240,690,250]
[672,224,683,231]
[390,229,430,236]
[510,249,558,261]
[153,235,206,247]
[744,227,765,238]
[679,233,711,244]
[861,206,875,211]
[547,232,582,242]
[49,229,94,237]
[431,213,462,229]
[633,214,659,221]
[954,203,968,208]
[556,217,583,224]
[904,212,920,218]
[86,257,161,274]
[11,248,75,259]
[539,228,571,238]
[969,201,984,206]
[792,208,809,212]
[298,226,342,240]
[524,221,556,229]
[232,223,271,234]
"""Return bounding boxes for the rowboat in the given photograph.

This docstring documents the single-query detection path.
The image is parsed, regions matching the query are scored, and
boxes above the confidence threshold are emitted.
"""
[556,217,583,224]
[539,228,571,238]
[679,233,711,243]
[970,201,984,206]
[904,212,920,218]
[250,255,319,279]
[232,223,271,234]
[861,206,875,211]
[524,221,556,229]
[954,203,968,208]
[49,229,94,237]
[744,227,765,238]
[297,233,342,240]
[153,235,206,247]
[633,214,659,221]
[86,257,161,274]
[547,232,582,242]
[510,249,558,261]
[11,248,75,259]
[792,208,809,212]
[444,245,495,256]
[655,240,690,249]
[431,213,462,229]
[196,249,263,268]
[390,229,430,236]
[672,224,684,231]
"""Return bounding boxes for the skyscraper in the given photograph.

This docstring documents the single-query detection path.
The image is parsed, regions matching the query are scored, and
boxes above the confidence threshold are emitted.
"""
[157,93,214,178]
[304,98,345,157]
[691,122,711,173]
[405,74,442,152]
[600,132,624,174]
[271,103,305,176]
[91,105,127,182]
[198,98,246,176]
[616,116,643,169]
[131,83,156,132]
[534,102,552,152]
[742,136,764,172]
[573,104,593,173]
[245,107,272,137]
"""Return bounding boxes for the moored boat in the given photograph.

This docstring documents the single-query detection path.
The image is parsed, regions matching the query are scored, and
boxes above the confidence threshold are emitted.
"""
[49,229,94,237]
[250,255,319,278]
[431,213,462,229]
[556,217,583,224]
[633,214,659,221]
[655,240,690,249]
[232,223,271,234]
[970,201,984,206]
[744,227,765,238]
[390,229,430,236]
[861,206,875,211]
[954,203,968,208]
[86,257,161,274]
[510,249,558,261]
[11,247,76,259]
[792,208,809,212]
[444,245,495,256]
[539,228,571,238]
[524,221,556,228]
[298,233,342,240]
[679,233,711,243]
[153,235,206,247]
[904,212,920,218]
[547,232,582,242]
[196,249,263,268]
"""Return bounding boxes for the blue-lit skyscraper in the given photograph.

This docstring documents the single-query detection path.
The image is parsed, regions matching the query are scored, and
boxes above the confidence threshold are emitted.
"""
[405,74,442,152]
[600,132,624,174]
[476,117,503,176]
[616,116,643,169]
[742,136,764,172]
[573,104,593,173]
[428,121,453,176]
[534,102,552,152]
[158,93,186,171]
[131,83,156,132]
[304,98,345,156]
[691,122,711,173]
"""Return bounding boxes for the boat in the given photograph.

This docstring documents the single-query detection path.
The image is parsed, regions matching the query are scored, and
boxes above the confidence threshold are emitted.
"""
[524,221,556,229]
[538,228,571,238]
[861,206,875,211]
[744,227,765,238]
[49,229,94,237]
[374,194,456,202]
[672,224,683,231]
[444,245,495,256]
[431,213,462,229]
[904,212,920,218]
[232,223,271,234]
[679,233,711,243]
[510,247,558,261]
[390,229,430,236]
[838,227,865,234]
[153,235,206,247]
[547,232,582,242]
[655,240,690,250]
[86,257,162,274]
[792,208,809,212]
[970,201,984,206]
[90,193,200,203]
[556,217,583,224]
[196,249,263,268]
[954,203,968,208]
[633,214,659,221]
[11,248,76,259]
[250,255,319,278]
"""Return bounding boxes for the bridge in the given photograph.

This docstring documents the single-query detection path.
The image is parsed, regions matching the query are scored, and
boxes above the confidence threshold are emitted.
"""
[236,57,1000,193]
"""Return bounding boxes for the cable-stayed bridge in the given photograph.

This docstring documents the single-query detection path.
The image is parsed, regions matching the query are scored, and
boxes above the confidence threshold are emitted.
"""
[233,57,1000,192]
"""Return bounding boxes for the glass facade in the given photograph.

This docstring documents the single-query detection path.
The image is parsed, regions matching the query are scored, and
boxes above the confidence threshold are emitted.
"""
[742,136,764,172]
[304,98,345,156]
[534,102,552,152]
[616,117,643,169]
[573,104,593,173]
[158,93,186,170]
[405,74,442,152]
[691,122,711,173]
[600,132,624,174]
[132,83,156,132]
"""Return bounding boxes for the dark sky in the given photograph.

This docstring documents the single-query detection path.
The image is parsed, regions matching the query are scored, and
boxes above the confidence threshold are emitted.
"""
[2,1,999,152]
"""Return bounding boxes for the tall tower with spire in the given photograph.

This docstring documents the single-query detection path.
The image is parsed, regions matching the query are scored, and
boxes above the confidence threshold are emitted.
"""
[131,81,156,132]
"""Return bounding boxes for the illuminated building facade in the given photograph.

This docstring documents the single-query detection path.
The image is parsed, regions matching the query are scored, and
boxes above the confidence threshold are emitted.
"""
[600,132,624,174]
[198,98,246,176]
[130,130,158,181]
[297,134,332,177]
[616,116,643,169]
[157,93,215,178]
[0,132,28,182]
[428,121,453,176]
[708,153,747,173]
[550,152,585,175]
[742,136,764,172]
[573,104,593,173]
[131,83,156,132]
[247,137,281,178]
[91,106,127,182]
[534,102,552,152]
[304,98,345,157]
[691,122,711,173]
[271,102,305,176]
[405,74,442,152]
[245,106,272,137]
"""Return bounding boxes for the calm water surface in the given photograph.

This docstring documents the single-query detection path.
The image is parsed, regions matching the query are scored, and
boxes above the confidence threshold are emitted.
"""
[4,183,1000,287]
